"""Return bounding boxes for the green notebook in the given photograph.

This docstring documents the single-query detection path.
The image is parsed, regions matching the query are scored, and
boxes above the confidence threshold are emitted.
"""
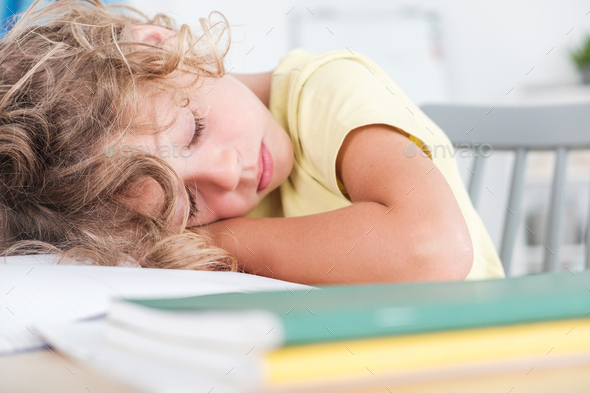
[107,270,590,350]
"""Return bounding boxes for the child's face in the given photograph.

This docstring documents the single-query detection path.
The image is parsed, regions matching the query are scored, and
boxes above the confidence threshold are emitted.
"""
[117,26,294,227]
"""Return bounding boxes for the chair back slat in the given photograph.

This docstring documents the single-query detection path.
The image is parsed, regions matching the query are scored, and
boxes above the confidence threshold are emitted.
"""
[420,104,590,149]
[499,148,528,276]
[419,104,590,274]
[543,147,569,273]
[586,192,590,270]
[468,156,486,209]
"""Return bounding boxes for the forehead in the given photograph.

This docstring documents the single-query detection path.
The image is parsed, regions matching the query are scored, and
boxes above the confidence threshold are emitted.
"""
[129,78,193,133]
[120,75,212,149]
[124,86,177,146]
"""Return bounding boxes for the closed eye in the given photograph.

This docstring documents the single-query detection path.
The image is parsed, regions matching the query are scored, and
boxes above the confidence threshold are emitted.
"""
[190,110,205,147]
[186,184,199,219]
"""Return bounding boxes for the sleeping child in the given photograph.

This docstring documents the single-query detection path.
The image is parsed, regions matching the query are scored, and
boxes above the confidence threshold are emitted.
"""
[0,0,505,284]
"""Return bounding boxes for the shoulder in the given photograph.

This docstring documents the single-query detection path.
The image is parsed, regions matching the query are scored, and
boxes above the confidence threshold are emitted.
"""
[273,48,376,82]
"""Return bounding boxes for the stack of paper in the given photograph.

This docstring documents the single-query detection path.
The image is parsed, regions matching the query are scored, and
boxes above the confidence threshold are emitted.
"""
[0,259,309,354]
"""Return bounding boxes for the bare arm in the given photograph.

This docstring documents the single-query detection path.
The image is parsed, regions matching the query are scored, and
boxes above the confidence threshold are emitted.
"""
[203,124,473,285]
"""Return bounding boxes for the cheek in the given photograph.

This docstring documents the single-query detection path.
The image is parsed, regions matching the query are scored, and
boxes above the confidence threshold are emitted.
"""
[212,86,258,133]
[206,105,240,139]
[206,194,255,220]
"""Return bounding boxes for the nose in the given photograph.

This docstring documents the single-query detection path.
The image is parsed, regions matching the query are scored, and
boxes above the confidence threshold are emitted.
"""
[196,148,241,192]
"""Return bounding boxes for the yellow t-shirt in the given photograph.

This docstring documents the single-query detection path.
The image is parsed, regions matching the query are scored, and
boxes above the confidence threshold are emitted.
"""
[246,48,505,281]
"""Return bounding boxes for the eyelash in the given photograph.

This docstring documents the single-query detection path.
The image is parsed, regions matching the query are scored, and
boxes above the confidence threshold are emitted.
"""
[190,112,205,147]
[186,185,199,219]
[187,111,203,220]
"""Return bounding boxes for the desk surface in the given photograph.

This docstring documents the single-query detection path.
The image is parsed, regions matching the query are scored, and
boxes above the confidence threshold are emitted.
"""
[2,349,590,393]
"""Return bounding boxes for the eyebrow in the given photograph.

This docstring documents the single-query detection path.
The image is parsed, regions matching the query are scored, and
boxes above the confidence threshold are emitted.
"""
[154,107,184,148]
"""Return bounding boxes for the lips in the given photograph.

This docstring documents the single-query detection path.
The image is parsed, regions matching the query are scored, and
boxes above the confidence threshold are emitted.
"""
[257,142,273,192]
[256,144,264,187]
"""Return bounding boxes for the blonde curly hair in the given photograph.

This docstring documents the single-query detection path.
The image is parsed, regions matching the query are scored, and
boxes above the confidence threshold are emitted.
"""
[0,0,238,271]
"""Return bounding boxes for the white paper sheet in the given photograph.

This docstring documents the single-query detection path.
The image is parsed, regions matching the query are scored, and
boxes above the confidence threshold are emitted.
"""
[0,255,310,355]
[36,318,252,393]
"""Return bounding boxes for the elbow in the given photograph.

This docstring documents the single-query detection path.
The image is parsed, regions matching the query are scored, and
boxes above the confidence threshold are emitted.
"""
[411,223,474,282]
[446,232,474,281]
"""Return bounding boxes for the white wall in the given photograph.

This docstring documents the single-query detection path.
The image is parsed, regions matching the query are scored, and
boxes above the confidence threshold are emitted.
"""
[128,0,590,104]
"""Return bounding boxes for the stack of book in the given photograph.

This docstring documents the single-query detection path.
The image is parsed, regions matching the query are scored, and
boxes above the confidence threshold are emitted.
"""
[105,270,590,392]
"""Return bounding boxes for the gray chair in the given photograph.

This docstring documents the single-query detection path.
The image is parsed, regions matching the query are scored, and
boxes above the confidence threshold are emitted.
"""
[420,103,590,276]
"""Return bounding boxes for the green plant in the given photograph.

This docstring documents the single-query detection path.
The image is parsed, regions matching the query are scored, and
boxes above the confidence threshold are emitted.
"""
[571,34,590,70]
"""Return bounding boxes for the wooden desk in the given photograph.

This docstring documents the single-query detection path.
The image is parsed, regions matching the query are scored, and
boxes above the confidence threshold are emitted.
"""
[2,349,590,393]
[0,349,138,393]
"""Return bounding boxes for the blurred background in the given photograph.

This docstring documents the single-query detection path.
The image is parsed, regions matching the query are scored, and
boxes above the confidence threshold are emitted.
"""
[2,0,590,276]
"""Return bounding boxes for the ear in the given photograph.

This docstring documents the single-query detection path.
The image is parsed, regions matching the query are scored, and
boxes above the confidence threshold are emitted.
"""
[131,25,175,47]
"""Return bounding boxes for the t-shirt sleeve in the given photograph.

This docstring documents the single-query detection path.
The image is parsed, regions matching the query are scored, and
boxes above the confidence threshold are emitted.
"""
[296,57,432,200]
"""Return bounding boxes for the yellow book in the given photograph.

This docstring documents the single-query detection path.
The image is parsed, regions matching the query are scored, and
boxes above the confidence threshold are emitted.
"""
[263,317,590,385]
[105,317,590,392]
